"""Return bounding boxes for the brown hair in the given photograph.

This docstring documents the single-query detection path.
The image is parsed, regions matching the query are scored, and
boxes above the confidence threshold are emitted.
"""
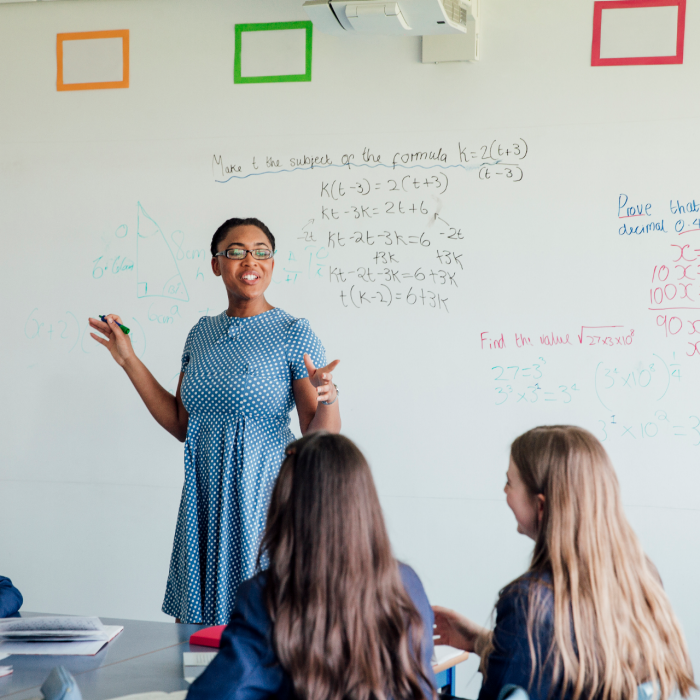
[259,432,431,700]
[502,425,695,700]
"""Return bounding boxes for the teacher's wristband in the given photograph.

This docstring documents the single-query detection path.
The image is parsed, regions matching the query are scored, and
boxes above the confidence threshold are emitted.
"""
[322,384,339,406]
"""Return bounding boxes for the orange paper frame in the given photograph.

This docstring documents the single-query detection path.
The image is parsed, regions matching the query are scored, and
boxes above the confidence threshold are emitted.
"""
[57,30,130,91]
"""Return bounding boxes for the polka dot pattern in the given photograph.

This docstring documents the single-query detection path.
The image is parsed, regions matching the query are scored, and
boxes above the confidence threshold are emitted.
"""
[161,308,326,625]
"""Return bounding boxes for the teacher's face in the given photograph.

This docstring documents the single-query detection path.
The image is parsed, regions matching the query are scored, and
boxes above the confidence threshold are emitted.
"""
[212,225,275,302]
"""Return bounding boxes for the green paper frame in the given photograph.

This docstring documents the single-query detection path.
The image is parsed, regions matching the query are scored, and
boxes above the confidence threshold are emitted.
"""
[234,21,313,84]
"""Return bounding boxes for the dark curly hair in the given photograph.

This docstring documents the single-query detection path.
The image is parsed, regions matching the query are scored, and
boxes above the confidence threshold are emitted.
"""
[210,217,276,256]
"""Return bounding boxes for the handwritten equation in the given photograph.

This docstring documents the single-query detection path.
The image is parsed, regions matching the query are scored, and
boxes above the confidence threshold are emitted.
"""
[648,251,700,357]
[616,192,700,357]
[480,326,635,350]
[320,174,449,198]
[594,353,681,411]
[23,307,147,358]
[212,139,530,181]
[217,138,530,313]
[598,411,700,447]
[277,169,479,312]
[591,353,698,446]
[490,358,580,406]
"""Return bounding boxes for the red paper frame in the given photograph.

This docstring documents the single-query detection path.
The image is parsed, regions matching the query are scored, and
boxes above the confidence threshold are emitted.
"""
[591,0,685,66]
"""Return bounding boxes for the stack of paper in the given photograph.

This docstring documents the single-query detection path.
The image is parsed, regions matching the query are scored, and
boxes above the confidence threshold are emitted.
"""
[432,644,466,667]
[183,651,217,683]
[106,693,187,700]
[0,617,123,656]
[0,650,11,677]
[0,617,109,641]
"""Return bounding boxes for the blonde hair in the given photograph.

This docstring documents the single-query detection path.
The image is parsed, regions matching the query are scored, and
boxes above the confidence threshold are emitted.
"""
[503,425,695,700]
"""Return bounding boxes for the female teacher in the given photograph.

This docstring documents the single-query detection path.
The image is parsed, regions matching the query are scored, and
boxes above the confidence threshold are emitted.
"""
[89,217,341,625]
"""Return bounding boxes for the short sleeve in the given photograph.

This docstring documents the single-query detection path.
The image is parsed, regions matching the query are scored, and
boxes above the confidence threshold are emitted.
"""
[286,318,326,380]
[180,323,199,374]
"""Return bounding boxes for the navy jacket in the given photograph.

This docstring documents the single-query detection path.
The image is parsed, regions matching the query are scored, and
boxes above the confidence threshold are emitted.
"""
[0,576,23,618]
[188,563,436,700]
[479,573,565,700]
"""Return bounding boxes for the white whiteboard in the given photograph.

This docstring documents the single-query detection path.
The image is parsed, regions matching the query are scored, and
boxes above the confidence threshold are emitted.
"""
[1,0,699,697]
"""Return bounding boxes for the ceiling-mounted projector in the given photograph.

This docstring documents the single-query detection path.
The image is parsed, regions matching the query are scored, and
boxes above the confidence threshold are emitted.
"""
[303,0,477,36]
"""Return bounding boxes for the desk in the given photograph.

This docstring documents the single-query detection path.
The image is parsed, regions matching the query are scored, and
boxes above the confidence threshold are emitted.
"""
[434,652,470,696]
[0,616,468,700]
[0,615,205,700]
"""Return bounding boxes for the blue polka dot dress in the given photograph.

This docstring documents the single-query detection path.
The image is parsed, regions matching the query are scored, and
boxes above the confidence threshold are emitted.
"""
[161,308,326,625]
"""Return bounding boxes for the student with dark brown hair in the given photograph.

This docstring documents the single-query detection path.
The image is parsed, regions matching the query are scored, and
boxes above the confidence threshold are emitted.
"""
[188,432,436,700]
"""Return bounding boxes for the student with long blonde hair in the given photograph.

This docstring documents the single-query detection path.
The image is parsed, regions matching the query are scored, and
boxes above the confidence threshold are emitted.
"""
[434,425,695,700]
[188,432,435,700]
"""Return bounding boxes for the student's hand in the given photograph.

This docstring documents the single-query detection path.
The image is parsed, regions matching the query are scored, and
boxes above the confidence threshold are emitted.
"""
[304,354,340,404]
[89,314,136,368]
[433,606,489,654]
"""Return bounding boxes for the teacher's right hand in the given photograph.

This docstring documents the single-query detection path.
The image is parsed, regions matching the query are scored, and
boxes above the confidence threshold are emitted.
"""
[88,314,135,368]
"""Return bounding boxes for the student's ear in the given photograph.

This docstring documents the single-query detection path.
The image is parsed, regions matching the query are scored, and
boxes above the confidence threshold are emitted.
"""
[211,256,222,277]
[536,494,545,524]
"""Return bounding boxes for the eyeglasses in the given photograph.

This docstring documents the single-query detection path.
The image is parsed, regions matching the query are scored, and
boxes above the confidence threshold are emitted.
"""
[214,248,275,261]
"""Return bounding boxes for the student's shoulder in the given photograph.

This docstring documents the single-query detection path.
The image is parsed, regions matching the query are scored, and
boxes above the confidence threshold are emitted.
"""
[0,576,21,592]
[397,562,422,586]
[234,572,268,613]
[220,573,271,641]
[500,570,553,596]
[497,571,554,620]
[0,576,23,617]
[397,562,429,602]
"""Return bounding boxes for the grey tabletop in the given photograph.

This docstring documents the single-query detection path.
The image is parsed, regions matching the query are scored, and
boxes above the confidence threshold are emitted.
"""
[0,614,209,700]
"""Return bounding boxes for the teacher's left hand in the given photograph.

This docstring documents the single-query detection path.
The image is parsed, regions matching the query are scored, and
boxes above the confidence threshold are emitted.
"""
[304,353,340,404]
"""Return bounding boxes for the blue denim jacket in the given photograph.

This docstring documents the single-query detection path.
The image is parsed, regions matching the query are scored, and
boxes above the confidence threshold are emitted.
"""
[0,576,23,618]
[188,563,436,700]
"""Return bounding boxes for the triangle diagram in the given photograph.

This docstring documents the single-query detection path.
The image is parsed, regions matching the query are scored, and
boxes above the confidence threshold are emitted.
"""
[136,203,189,302]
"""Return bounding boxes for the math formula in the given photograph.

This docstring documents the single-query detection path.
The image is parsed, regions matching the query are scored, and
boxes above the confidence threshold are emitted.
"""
[23,307,147,358]
[280,173,472,313]
[615,193,700,358]
[597,411,700,447]
[24,136,532,371]
[490,357,581,406]
[214,138,529,314]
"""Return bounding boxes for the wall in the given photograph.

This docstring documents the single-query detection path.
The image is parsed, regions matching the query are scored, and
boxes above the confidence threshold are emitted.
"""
[1,1,699,697]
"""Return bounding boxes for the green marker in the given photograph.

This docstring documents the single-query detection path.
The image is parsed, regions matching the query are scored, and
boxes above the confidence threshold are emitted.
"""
[100,315,130,335]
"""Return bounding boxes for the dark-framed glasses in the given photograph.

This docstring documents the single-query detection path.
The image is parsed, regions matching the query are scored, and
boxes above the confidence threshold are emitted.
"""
[215,248,275,261]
